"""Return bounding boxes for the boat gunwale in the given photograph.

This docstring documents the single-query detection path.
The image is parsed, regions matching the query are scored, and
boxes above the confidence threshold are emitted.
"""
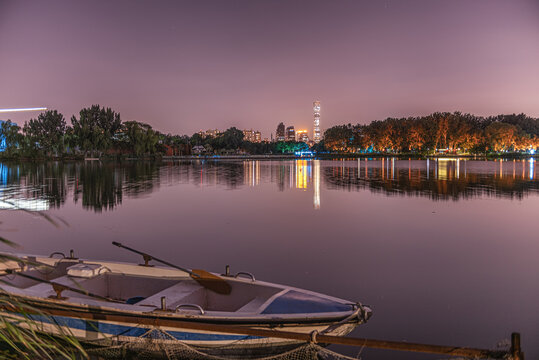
[2,292,363,326]
[0,253,368,326]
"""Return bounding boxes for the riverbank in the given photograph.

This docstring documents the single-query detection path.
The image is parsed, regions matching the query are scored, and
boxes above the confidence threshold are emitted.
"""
[162,153,538,161]
[0,152,537,162]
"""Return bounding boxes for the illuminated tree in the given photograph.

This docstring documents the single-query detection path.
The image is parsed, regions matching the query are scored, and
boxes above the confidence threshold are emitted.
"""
[407,121,425,151]
[0,120,22,155]
[484,122,519,152]
[324,125,353,151]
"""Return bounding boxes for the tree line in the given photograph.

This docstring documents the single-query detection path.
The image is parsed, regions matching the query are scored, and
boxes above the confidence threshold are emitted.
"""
[1,107,538,157]
[0,105,309,157]
[0,105,156,157]
[323,112,539,154]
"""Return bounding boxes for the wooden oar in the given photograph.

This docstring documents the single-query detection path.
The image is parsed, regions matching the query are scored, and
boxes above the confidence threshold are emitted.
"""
[111,241,231,295]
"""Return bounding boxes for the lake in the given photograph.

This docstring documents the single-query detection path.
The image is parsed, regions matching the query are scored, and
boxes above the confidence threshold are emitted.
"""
[0,158,537,359]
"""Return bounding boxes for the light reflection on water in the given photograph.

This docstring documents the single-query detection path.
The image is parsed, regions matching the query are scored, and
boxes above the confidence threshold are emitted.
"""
[0,159,538,359]
[2,159,537,212]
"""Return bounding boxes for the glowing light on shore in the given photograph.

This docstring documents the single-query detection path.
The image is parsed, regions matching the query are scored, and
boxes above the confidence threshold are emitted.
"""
[0,107,47,113]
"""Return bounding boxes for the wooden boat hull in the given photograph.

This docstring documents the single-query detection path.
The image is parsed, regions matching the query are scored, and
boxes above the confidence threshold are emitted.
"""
[5,308,359,357]
[0,253,371,357]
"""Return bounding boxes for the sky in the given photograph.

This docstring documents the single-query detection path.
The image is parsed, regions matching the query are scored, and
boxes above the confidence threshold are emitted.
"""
[1,0,539,139]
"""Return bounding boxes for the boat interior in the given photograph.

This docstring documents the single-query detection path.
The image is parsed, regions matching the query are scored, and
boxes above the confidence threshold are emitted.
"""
[0,257,287,315]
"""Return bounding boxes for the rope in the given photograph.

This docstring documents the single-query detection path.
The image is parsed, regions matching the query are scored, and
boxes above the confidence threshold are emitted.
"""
[309,330,318,344]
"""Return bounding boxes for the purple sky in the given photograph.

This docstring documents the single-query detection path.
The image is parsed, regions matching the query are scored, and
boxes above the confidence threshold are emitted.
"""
[1,0,538,139]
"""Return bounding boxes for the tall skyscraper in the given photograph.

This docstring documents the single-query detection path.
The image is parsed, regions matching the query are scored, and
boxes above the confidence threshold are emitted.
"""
[296,130,309,143]
[286,126,295,141]
[313,101,321,143]
[242,129,262,143]
[276,122,285,141]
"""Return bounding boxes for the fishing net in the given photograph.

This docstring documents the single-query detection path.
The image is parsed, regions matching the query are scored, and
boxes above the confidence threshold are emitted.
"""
[86,328,361,360]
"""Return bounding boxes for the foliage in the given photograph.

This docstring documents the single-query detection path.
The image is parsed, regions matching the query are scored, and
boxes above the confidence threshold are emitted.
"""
[71,105,121,155]
[484,122,520,152]
[274,141,308,154]
[324,124,355,152]
[23,110,66,155]
[324,112,539,154]
[0,121,22,156]
[210,127,244,150]
[3,107,539,157]
[0,236,87,359]
[120,121,159,155]
[241,140,274,155]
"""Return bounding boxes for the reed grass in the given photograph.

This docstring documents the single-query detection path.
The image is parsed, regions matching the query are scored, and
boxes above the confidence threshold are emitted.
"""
[0,221,88,359]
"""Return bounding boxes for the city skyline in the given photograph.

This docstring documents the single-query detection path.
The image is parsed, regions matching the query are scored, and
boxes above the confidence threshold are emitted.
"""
[1,1,538,137]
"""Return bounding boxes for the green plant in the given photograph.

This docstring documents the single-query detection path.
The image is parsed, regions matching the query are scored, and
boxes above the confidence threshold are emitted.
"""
[0,234,87,359]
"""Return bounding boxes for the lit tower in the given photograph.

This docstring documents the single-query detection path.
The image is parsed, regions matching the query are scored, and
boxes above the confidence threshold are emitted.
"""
[313,101,321,143]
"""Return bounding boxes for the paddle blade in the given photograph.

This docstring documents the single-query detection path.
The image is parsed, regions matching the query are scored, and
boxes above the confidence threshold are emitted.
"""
[191,269,231,295]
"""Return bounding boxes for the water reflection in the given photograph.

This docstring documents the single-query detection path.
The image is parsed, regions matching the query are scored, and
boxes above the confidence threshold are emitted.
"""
[0,159,537,212]
[326,158,539,200]
[0,162,160,212]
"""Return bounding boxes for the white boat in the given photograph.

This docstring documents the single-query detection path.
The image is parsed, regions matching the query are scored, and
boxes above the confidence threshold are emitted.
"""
[0,249,372,358]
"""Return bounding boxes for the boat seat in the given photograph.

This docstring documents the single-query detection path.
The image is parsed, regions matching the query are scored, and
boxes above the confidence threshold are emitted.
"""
[236,296,267,313]
[136,281,205,309]
[23,275,94,297]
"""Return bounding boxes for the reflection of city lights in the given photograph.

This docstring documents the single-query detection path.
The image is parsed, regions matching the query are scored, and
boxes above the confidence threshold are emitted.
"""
[530,158,534,180]
[314,160,320,210]
[437,158,459,180]
[365,158,369,179]
[244,161,260,186]
[296,160,309,189]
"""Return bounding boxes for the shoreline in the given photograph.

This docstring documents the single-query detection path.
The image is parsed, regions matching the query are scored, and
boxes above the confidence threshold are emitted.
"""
[162,153,538,160]
[0,153,537,162]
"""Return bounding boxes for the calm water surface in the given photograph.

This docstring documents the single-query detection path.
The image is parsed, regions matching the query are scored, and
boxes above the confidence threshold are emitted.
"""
[0,158,538,359]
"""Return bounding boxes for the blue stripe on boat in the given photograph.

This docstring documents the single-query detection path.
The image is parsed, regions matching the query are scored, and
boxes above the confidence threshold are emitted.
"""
[262,290,352,314]
[26,314,255,341]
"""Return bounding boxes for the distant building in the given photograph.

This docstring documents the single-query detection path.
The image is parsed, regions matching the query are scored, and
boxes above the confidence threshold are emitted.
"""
[243,129,262,143]
[313,101,321,143]
[276,122,285,141]
[296,130,309,143]
[286,126,295,141]
[198,129,221,138]
[192,145,206,154]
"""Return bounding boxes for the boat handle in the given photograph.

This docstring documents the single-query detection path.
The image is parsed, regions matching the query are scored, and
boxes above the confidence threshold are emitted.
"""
[234,272,255,282]
[175,304,205,315]
[97,266,111,275]
[49,252,65,259]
